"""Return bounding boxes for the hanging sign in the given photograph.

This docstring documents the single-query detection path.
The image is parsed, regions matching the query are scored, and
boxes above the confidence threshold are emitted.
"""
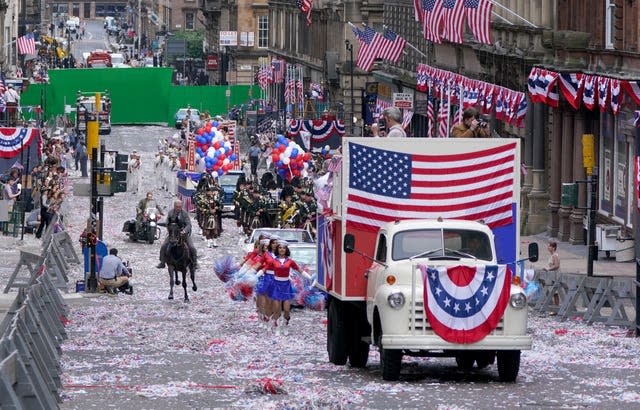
[392,93,413,109]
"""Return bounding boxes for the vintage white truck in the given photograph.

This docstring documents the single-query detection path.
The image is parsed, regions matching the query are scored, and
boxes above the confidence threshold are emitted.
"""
[315,137,538,381]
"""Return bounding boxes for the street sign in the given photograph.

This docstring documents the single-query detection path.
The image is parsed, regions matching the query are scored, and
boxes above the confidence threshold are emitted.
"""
[166,38,187,59]
[392,93,413,109]
[206,54,218,70]
[225,89,231,97]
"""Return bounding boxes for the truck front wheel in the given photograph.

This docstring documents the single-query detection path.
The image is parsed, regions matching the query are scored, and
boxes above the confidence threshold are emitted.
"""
[380,348,402,381]
[327,299,348,365]
[497,350,521,382]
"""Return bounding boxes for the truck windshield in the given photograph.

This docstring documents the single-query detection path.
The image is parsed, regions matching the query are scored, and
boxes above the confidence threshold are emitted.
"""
[392,229,492,261]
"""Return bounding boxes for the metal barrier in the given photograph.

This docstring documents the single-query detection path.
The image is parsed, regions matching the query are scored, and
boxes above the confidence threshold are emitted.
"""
[0,264,69,408]
[531,271,635,328]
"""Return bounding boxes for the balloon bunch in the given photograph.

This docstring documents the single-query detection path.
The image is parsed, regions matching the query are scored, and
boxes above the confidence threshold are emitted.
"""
[194,120,238,176]
[271,134,313,181]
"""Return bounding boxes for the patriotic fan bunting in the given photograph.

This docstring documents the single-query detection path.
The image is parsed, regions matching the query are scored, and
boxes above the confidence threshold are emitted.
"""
[0,128,39,159]
[420,264,512,344]
[558,73,584,110]
[610,79,621,116]
[597,76,610,113]
[623,80,640,105]
[583,75,596,110]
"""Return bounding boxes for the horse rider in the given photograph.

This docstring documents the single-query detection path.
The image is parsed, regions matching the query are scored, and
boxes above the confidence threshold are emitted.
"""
[136,191,164,233]
[156,199,199,270]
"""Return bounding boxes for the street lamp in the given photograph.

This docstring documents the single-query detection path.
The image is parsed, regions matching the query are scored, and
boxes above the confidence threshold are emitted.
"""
[345,39,355,136]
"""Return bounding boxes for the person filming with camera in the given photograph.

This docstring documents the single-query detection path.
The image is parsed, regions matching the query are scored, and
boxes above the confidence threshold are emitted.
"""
[450,108,490,138]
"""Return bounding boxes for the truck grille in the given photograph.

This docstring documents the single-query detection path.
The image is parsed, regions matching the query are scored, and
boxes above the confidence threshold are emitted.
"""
[409,301,504,335]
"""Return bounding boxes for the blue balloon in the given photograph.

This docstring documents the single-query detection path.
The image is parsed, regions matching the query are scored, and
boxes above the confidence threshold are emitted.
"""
[213,151,219,158]
[276,160,283,167]
[212,121,219,128]
[291,148,298,158]
[217,168,224,176]
[196,148,203,156]
[274,142,282,150]
[230,154,237,161]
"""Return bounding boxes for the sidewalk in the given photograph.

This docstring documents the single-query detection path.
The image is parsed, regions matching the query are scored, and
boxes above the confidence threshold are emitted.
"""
[521,232,636,278]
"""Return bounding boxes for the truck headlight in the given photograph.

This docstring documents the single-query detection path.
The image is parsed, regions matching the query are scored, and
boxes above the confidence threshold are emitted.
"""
[387,292,405,309]
[510,293,527,309]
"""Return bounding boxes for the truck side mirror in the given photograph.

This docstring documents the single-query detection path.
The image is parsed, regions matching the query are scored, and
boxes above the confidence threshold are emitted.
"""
[343,233,355,253]
[528,243,539,263]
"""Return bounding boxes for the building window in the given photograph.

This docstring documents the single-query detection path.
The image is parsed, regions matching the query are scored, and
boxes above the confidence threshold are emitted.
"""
[258,15,268,48]
[605,0,615,49]
[185,12,195,30]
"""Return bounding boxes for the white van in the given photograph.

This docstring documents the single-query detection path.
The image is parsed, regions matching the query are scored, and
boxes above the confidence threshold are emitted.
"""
[66,17,80,33]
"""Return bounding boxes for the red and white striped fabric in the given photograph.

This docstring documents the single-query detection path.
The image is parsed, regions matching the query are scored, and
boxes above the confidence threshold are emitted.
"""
[427,97,435,138]
[438,93,449,138]
[597,76,610,113]
[464,0,492,45]
[423,0,445,43]
[402,110,414,130]
[441,0,466,44]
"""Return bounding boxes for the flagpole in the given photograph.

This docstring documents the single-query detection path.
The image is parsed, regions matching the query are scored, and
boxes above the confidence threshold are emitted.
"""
[489,0,538,28]
[382,25,428,59]
[446,82,452,138]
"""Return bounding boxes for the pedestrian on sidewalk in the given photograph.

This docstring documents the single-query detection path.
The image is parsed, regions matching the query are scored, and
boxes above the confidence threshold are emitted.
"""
[248,139,262,181]
[543,240,561,310]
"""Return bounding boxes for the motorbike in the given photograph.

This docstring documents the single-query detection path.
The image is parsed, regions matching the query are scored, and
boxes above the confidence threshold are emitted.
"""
[122,208,162,244]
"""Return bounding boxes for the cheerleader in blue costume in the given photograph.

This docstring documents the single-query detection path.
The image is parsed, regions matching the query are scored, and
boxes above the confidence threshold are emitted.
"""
[262,240,301,335]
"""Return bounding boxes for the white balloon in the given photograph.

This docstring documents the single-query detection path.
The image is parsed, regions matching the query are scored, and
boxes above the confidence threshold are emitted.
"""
[224,141,232,148]
[302,170,308,178]
[218,147,225,153]
[195,153,201,160]
[324,145,330,151]
[303,162,309,169]
[283,157,291,165]
[207,151,215,159]
[279,153,286,161]
[207,146,215,153]
[223,158,230,166]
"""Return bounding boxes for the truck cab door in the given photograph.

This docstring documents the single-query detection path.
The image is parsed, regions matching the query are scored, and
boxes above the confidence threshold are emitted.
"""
[366,232,388,322]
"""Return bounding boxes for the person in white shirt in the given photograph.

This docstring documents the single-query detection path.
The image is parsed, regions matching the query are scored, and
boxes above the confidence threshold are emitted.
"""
[4,84,20,126]
[104,152,115,169]
[127,151,141,193]
[382,107,407,138]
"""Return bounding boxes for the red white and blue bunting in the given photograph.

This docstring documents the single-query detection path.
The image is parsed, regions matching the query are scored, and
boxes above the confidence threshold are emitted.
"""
[529,67,640,115]
[287,119,346,142]
[0,127,39,159]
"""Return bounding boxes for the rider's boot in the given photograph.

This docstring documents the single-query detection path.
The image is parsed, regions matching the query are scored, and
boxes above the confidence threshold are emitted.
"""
[156,260,166,269]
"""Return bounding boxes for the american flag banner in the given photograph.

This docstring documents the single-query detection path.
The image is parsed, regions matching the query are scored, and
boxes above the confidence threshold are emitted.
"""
[351,26,385,72]
[464,0,492,45]
[610,79,621,115]
[597,76,610,113]
[623,80,640,105]
[420,264,512,343]
[380,28,406,63]
[345,140,517,232]
[427,97,435,138]
[271,60,285,83]
[423,0,445,43]
[441,0,466,44]
[257,66,271,89]
[317,215,335,289]
[582,74,596,110]
[415,0,424,22]
[416,63,428,92]
[17,33,36,55]
[296,0,313,26]
[310,82,324,101]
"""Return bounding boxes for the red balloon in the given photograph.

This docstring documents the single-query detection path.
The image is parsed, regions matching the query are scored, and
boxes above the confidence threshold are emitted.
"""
[213,142,220,150]
[213,165,219,171]
[272,154,279,162]
[219,153,225,160]
[197,128,204,135]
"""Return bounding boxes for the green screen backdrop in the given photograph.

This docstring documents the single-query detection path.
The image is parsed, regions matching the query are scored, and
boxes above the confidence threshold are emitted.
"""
[20,68,259,125]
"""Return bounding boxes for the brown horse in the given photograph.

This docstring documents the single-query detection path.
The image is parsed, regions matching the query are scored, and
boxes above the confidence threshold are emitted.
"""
[163,223,197,302]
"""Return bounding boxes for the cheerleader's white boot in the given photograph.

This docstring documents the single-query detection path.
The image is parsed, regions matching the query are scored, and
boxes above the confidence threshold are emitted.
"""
[272,318,281,336]
[283,318,290,336]
[213,238,219,247]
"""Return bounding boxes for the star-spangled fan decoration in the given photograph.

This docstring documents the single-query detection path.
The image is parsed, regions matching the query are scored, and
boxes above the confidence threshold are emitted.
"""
[420,264,512,344]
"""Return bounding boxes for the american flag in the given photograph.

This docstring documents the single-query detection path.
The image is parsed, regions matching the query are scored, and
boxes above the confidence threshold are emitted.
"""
[437,94,449,138]
[427,97,435,138]
[464,0,492,44]
[402,110,414,130]
[345,141,516,232]
[380,28,406,63]
[257,66,272,89]
[318,215,334,289]
[17,33,36,55]
[423,0,444,43]
[310,82,324,101]
[271,60,285,83]
[634,110,640,128]
[415,0,424,22]
[441,0,466,44]
[296,79,304,104]
[296,0,313,26]
[351,26,385,72]
[0,72,6,95]
[284,79,294,104]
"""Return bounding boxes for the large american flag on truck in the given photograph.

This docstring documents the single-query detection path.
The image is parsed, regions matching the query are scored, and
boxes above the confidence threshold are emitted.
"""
[346,141,516,232]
